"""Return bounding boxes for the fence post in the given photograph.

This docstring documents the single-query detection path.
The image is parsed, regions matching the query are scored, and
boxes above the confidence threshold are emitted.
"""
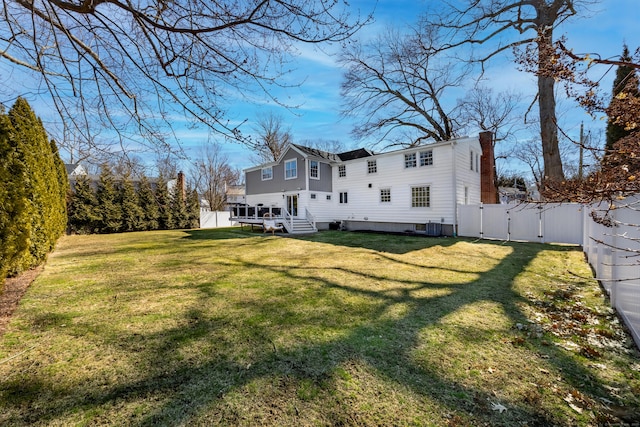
[479,203,484,239]
[538,205,544,243]
[610,207,618,308]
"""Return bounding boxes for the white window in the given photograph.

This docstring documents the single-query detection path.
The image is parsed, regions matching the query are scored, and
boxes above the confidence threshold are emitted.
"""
[411,186,430,208]
[339,192,348,204]
[475,152,480,172]
[405,153,417,168]
[285,159,297,179]
[310,193,317,200]
[470,151,474,171]
[367,159,377,174]
[420,150,433,166]
[326,194,332,200]
[380,188,391,203]
[310,160,319,179]
[464,186,469,205]
[261,167,273,181]
[338,165,346,178]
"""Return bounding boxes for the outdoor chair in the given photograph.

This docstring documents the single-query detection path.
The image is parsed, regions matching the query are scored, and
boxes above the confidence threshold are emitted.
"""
[262,213,283,235]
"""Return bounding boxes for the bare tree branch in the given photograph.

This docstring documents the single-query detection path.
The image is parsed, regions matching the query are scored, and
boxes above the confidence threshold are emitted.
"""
[423,0,598,185]
[0,0,369,155]
[340,26,464,148]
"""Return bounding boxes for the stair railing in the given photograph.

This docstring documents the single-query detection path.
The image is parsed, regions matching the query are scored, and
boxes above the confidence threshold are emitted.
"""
[305,207,316,231]
[281,207,293,233]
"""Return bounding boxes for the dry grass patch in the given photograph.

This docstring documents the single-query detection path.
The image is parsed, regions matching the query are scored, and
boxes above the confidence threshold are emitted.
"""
[0,229,638,426]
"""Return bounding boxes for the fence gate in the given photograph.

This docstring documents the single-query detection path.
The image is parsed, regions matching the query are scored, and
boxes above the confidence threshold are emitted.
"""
[458,203,583,244]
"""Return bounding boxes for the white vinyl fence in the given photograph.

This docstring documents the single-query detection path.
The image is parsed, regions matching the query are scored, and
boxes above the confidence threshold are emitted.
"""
[582,197,640,347]
[458,202,584,244]
[199,209,240,229]
[458,200,640,348]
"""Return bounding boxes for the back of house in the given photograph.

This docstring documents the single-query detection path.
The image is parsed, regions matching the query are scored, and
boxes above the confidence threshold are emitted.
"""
[243,134,491,235]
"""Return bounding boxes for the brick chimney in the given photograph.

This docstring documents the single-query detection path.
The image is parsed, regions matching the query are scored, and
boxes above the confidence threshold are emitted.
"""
[177,171,186,200]
[479,131,499,204]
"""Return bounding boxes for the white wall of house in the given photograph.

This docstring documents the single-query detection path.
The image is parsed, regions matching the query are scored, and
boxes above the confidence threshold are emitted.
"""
[245,136,482,232]
[314,137,481,227]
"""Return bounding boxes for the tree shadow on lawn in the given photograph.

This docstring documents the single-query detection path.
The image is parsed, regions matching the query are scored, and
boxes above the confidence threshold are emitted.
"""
[186,228,463,255]
[294,230,461,255]
[1,241,627,425]
[183,227,259,241]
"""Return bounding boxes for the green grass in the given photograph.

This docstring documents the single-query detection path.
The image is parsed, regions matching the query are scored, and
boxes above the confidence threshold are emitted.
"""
[1,228,639,426]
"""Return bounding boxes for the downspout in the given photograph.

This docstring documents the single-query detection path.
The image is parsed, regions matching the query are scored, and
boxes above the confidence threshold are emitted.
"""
[451,140,458,237]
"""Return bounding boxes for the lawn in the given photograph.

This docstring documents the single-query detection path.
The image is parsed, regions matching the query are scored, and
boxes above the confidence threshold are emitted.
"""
[0,228,638,426]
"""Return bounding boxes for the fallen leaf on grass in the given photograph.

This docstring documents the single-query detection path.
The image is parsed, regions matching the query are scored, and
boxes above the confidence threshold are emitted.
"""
[490,401,507,413]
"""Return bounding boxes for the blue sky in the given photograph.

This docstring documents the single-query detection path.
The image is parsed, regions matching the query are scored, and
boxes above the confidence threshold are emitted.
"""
[2,1,638,177]
[188,0,640,175]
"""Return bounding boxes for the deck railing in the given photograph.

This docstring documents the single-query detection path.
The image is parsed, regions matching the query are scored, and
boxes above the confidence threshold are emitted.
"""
[229,205,282,220]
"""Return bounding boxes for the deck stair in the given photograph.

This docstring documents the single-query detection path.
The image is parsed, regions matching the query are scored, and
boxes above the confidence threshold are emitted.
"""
[283,218,317,234]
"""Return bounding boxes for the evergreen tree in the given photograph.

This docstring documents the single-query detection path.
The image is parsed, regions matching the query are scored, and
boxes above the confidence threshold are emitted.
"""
[95,165,122,233]
[119,175,144,232]
[170,180,190,229]
[68,174,99,234]
[50,139,69,237]
[606,45,640,152]
[0,108,30,281]
[187,188,201,229]
[8,98,62,267]
[155,174,173,230]
[137,175,160,231]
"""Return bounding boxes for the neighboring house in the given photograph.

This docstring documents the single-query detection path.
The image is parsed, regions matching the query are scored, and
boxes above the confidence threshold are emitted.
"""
[65,163,87,177]
[66,164,171,193]
[499,186,528,204]
[241,132,496,235]
[199,183,245,211]
[225,184,246,209]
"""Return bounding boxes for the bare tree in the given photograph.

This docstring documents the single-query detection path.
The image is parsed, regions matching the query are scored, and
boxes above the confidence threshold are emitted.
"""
[513,35,640,202]
[514,139,544,190]
[249,112,293,162]
[191,143,239,211]
[514,131,583,194]
[424,0,598,185]
[0,1,368,152]
[299,139,348,154]
[109,154,145,178]
[155,153,180,181]
[340,26,466,148]
[458,86,522,145]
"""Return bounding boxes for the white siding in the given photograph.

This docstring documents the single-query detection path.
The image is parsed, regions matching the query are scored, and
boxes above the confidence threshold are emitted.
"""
[309,137,481,226]
[245,136,482,228]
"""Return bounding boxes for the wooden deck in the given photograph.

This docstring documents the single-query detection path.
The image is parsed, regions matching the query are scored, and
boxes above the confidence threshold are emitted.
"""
[229,205,317,234]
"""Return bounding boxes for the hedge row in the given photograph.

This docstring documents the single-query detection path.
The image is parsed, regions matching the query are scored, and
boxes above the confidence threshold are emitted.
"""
[68,168,200,235]
[0,98,68,284]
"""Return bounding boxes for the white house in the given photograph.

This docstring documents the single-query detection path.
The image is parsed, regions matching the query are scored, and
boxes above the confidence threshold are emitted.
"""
[64,163,87,177]
[238,132,496,235]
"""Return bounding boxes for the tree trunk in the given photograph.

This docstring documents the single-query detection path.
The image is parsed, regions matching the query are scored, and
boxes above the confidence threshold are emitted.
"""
[537,26,565,186]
